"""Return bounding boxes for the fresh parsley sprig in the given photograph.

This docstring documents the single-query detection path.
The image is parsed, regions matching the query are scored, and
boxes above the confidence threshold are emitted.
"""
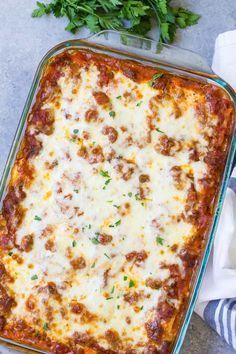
[32,0,200,44]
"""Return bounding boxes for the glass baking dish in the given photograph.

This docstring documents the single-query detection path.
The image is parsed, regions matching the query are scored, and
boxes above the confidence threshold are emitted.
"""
[0,30,235,354]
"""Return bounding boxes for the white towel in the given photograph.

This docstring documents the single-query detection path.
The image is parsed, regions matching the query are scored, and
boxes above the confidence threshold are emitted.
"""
[195,30,236,350]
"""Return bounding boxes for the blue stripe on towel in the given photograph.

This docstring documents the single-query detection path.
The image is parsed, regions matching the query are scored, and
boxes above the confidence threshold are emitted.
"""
[203,299,236,350]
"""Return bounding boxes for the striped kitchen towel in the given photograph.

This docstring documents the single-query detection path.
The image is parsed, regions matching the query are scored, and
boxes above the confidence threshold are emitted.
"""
[195,30,236,351]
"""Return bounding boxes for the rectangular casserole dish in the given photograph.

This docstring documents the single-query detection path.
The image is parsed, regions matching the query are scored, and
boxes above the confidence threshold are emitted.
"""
[0,30,235,354]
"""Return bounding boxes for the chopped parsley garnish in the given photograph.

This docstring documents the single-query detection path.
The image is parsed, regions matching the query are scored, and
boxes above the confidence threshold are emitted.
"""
[100,170,110,178]
[88,224,91,229]
[136,101,143,107]
[117,305,120,310]
[73,129,79,134]
[135,193,141,201]
[116,95,122,99]
[109,111,116,118]
[34,215,42,221]
[123,275,128,281]
[105,178,112,186]
[74,189,79,193]
[113,204,120,209]
[91,237,100,245]
[104,253,111,259]
[128,192,132,197]
[106,297,113,300]
[43,323,49,331]
[156,236,164,246]
[149,73,163,87]
[111,286,115,294]
[8,251,13,256]
[72,240,77,247]
[31,274,38,280]
[91,261,96,268]
[140,306,144,310]
[107,200,113,203]
[129,279,135,288]
[109,220,121,228]
[156,128,164,133]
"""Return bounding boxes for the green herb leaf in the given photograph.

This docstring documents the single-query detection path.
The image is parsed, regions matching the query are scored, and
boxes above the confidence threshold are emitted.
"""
[91,237,100,245]
[31,274,38,280]
[129,279,135,288]
[72,240,77,247]
[149,73,163,87]
[123,275,128,281]
[116,95,122,99]
[111,285,115,294]
[106,297,113,300]
[109,111,116,118]
[8,251,13,256]
[43,323,49,331]
[34,215,42,221]
[91,261,96,268]
[100,170,110,178]
[73,129,79,134]
[104,252,111,259]
[156,128,164,133]
[136,101,143,107]
[156,236,164,246]
[117,304,120,309]
[115,219,121,226]
[128,192,132,197]
[74,189,79,193]
[32,0,200,48]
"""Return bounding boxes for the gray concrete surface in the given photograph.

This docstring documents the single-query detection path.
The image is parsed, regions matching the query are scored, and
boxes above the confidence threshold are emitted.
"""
[0,0,236,353]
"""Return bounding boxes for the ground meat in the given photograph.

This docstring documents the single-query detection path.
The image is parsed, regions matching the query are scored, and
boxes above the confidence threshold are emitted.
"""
[19,233,34,252]
[155,135,182,156]
[145,278,162,290]
[102,126,118,143]
[70,301,84,314]
[123,292,141,305]
[70,257,86,270]
[0,316,6,331]
[93,91,110,106]
[30,109,54,135]
[97,233,113,245]
[0,285,15,315]
[123,68,137,81]
[139,174,150,183]
[145,319,163,343]
[85,109,98,122]
[125,250,148,265]
[45,239,56,252]
[105,329,121,347]
[0,263,7,280]
[103,268,110,287]
[89,145,105,164]
[98,66,114,87]
[25,295,36,311]
[77,146,89,160]
[156,301,175,321]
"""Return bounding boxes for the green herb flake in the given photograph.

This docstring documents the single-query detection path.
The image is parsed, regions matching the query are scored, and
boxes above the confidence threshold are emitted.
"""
[107,200,113,203]
[115,219,121,226]
[116,95,122,99]
[140,306,144,310]
[31,274,38,280]
[149,73,163,87]
[109,111,116,118]
[106,297,113,300]
[113,204,120,209]
[104,253,111,259]
[72,240,77,248]
[73,129,79,134]
[136,101,143,107]
[88,224,92,229]
[156,236,164,246]
[91,261,96,268]
[43,323,49,331]
[135,193,141,201]
[100,170,110,178]
[129,279,135,288]
[74,189,79,193]
[105,178,112,186]
[156,128,164,134]
[117,305,120,310]
[123,275,128,281]
[128,192,132,197]
[8,251,13,256]
[34,215,42,221]
[91,237,100,245]
[111,286,115,294]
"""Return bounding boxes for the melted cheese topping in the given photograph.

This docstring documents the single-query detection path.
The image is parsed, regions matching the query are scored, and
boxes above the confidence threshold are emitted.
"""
[4,63,212,351]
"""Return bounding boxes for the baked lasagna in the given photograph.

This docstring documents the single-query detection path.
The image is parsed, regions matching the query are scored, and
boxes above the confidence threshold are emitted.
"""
[0,49,234,354]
